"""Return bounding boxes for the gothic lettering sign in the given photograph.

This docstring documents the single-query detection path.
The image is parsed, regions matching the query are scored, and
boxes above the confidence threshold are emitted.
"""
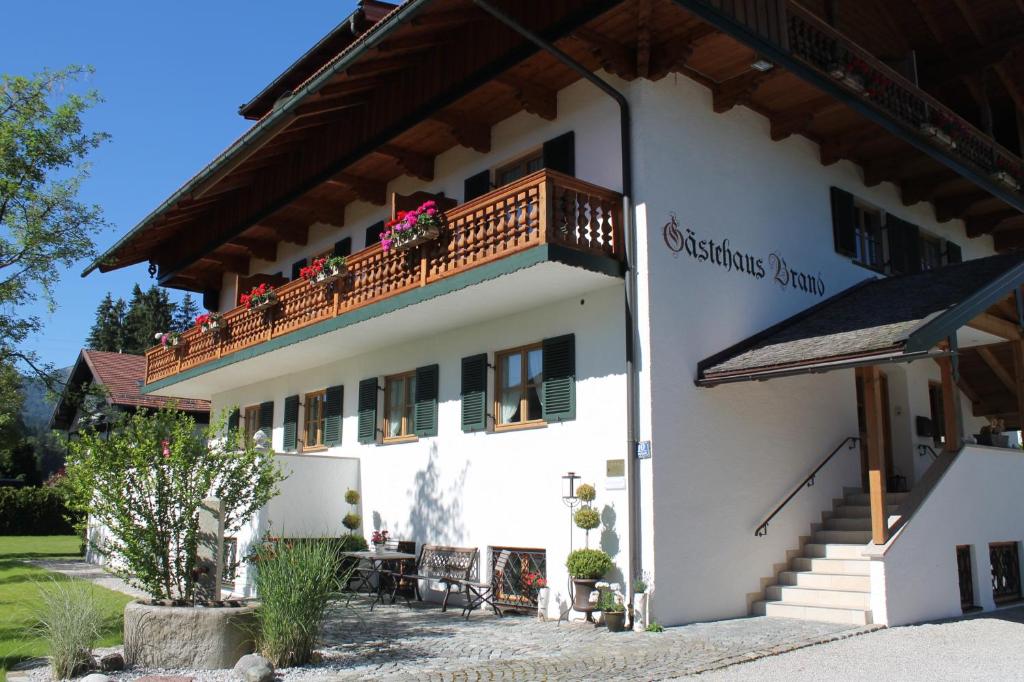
[662,213,825,297]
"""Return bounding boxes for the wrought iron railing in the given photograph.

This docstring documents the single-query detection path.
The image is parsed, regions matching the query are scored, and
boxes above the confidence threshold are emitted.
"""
[755,436,860,537]
[956,545,975,612]
[917,444,939,460]
[145,169,623,385]
[990,542,1022,604]
[490,547,546,610]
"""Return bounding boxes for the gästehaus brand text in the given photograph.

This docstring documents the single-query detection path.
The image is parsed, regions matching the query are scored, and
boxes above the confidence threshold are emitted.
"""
[662,214,825,297]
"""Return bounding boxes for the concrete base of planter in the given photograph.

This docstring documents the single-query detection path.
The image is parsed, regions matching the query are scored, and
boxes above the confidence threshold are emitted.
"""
[124,600,257,670]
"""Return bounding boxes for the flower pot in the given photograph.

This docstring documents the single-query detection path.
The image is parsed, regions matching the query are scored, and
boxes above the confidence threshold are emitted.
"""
[249,294,278,312]
[393,224,441,253]
[604,610,626,632]
[536,586,550,621]
[920,123,956,150]
[992,171,1022,192]
[572,578,599,613]
[632,592,649,631]
[311,264,347,286]
[373,542,385,554]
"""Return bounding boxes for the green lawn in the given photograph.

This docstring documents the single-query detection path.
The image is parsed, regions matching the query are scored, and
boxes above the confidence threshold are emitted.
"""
[0,536,132,681]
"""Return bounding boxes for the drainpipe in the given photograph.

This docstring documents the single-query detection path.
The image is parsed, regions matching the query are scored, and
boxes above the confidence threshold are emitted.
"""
[471,0,642,604]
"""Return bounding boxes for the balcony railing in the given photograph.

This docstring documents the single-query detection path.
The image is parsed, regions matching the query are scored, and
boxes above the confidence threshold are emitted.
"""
[145,169,623,385]
[787,4,1024,191]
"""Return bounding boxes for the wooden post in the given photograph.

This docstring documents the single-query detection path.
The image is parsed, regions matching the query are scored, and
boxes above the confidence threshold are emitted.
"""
[860,366,889,545]
[938,356,961,453]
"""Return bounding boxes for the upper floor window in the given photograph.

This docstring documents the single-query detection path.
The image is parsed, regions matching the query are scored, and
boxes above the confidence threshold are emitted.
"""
[495,151,544,187]
[496,344,544,428]
[920,233,943,271]
[384,371,417,441]
[853,203,885,271]
[304,390,326,450]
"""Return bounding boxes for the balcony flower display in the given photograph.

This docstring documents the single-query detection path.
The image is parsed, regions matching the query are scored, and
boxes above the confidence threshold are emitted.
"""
[993,157,1023,192]
[194,312,224,334]
[828,56,889,98]
[299,254,347,285]
[154,331,181,349]
[920,111,963,150]
[240,283,277,311]
[381,200,442,253]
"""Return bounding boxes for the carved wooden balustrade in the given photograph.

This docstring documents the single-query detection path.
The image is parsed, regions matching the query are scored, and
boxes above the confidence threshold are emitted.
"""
[788,4,1024,190]
[145,169,623,384]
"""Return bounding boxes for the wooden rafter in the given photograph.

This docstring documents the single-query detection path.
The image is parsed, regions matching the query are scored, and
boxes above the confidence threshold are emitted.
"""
[977,345,1017,393]
[965,210,1020,237]
[431,110,491,153]
[768,97,842,141]
[330,174,387,206]
[571,27,636,80]
[711,68,778,114]
[376,144,435,182]
[231,237,277,262]
[635,0,652,79]
[935,191,992,223]
[819,126,881,166]
[968,312,1022,341]
[495,75,557,121]
[646,24,717,81]
[900,170,960,206]
[200,251,249,276]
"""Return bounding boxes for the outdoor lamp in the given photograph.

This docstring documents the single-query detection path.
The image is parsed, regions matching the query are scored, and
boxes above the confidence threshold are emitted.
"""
[562,471,580,502]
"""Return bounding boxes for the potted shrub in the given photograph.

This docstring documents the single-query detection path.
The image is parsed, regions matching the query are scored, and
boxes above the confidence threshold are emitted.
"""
[598,590,627,632]
[342,488,361,532]
[631,575,650,631]
[566,548,613,615]
[154,331,182,349]
[371,529,389,553]
[300,255,347,286]
[522,570,549,620]
[194,312,224,335]
[240,283,278,312]
[381,200,442,253]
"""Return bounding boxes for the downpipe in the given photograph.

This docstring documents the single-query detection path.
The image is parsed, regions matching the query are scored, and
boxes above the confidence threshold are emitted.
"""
[471,0,643,609]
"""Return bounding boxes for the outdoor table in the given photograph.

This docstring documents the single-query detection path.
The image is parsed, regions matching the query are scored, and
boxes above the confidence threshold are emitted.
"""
[341,550,417,608]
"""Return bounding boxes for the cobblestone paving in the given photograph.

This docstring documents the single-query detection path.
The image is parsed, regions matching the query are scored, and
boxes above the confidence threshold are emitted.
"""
[299,597,878,681]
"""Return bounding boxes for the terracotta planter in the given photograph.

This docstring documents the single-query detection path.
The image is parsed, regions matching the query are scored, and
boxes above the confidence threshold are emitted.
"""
[572,578,598,613]
[604,610,626,632]
[393,223,441,252]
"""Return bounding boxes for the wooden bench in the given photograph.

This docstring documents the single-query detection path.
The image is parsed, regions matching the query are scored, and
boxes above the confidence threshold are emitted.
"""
[387,544,479,611]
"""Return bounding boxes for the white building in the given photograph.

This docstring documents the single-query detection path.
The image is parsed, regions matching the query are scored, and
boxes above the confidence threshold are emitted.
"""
[88,0,1024,626]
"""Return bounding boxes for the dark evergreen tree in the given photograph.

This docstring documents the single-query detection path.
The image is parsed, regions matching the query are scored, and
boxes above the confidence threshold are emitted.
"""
[122,285,176,354]
[85,292,126,352]
[173,293,200,333]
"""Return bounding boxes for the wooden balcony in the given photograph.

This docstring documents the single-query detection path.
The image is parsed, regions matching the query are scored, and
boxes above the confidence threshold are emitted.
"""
[144,169,623,385]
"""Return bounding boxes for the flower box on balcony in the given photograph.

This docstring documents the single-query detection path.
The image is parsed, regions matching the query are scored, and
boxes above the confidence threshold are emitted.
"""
[195,312,224,335]
[240,283,278,313]
[992,171,1022,192]
[248,293,278,312]
[382,200,443,253]
[920,123,957,150]
[301,256,347,287]
[391,224,441,253]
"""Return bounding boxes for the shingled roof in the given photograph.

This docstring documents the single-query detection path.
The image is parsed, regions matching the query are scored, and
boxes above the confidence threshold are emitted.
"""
[50,350,211,430]
[697,254,1024,385]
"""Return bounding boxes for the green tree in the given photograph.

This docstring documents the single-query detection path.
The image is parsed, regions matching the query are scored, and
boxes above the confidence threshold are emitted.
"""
[173,292,200,333]
[122,284,176,354]
[85,292,125,352]
[0,66,108,390]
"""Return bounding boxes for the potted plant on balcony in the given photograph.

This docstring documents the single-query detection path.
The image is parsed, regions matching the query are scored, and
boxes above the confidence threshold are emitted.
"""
[920,111,961,150]
[300,255,347,287]
[195,312,224,335]
[566,548,613,618]
[154,331,182,349]
[240,283,278,312]
[828,55,868,94]
[371,529,389,553]
[381,199,443,253]
[598,590,627,632]
[992,158,1023,192]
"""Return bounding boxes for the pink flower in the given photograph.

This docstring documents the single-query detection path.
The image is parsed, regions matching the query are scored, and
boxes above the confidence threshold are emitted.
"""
[161,439,171,458]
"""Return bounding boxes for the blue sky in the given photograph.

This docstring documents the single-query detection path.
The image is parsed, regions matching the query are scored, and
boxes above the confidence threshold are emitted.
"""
[4,1,358,368]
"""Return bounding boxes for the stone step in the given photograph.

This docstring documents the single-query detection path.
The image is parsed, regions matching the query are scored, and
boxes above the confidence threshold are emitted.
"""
[753,600,872,625]
[778,570,872,591]
[804,543,869,560]
[813,529,872,544]
[844,491,910,506]
[766,585,871,610]
[832,503,902,518]
[792,556,871,575]
[824,516,872,531]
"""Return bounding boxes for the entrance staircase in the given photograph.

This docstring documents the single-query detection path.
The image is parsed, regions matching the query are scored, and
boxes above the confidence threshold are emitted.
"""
[753,488,909,624]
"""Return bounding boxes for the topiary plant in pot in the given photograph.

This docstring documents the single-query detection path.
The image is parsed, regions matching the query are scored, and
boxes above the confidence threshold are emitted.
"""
[566,548,613,615]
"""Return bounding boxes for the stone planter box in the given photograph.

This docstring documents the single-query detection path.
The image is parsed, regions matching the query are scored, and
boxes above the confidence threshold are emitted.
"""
[124,600,257,670]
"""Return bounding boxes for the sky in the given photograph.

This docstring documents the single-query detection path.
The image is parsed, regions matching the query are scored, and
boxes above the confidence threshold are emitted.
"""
[3,1,360,368]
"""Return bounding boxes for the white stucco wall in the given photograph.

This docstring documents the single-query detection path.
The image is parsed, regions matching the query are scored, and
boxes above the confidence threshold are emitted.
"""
[871,445,1024,626]
[213,285,628,614]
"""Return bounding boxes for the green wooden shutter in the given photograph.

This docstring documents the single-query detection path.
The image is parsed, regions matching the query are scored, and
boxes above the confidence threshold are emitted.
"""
[334,237,352,258]
[324,385,343,446]
[258,401,274,432]
[464,170,491,201]
[357,378,379,444]
[830,187,857,257]
[542,334,576,422]
[946,241,963,264]
[886,216,920,275]
[227,408,240,432]
[283,395,299,452]
[413,364,439,437]
[542,131,575,176]
[203,289,220,312]
[461,354,488,432]
[290,258,307,281]
[365,221,385,247]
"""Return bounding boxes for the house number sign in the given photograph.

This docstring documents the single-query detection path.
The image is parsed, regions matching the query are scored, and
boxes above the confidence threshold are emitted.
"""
[662,213,825,298]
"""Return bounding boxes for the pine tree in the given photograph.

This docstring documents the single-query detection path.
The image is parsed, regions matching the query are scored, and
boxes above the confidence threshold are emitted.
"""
[173,293,200,333]
[86,292,126,352]
[122,285,177,354]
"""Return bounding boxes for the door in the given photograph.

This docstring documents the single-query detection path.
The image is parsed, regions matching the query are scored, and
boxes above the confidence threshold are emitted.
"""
[856,370,894,491]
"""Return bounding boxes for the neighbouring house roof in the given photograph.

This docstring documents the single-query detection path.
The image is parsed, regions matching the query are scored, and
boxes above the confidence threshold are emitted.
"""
[697,254,1024,385]
[50,350,211,430]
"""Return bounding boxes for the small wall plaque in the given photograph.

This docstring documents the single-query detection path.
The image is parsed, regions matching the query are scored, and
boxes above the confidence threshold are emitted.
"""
[637,440,653,459]
[606,458,626,490]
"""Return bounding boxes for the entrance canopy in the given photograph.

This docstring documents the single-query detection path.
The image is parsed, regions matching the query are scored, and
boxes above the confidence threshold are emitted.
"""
[697,254,1024,390]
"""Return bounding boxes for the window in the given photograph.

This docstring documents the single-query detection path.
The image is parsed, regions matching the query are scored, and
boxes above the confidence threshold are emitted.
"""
[854,204,885,270]
[920,233,943,271]
[384,372,417,440]
[496,344,544,428]
[243,405,260,443]
[928,381,945,447]
[303,390,326,450]
[495,151,544,187]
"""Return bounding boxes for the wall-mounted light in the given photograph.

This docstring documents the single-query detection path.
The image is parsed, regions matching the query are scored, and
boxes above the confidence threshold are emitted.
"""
[751,58,774,72]
[562,471,580,502]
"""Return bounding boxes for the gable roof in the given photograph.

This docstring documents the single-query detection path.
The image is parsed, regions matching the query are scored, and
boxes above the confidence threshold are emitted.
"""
[50,350,211,430]
[697,254,1024,386]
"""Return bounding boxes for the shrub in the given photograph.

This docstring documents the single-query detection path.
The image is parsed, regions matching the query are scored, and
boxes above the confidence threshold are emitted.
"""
[574,507,600,531]
[566,549,613,579]
[633,576,648,593]
[344,489,360,505]
[65,407,284,601]
[342,512,361,531]
[597,590,625,613]
[337,533,368,553]
[0,486,80,535]
[33,578,106,679]
[646,622,664,633]
[252,538,343,667]
[576,483,596,502]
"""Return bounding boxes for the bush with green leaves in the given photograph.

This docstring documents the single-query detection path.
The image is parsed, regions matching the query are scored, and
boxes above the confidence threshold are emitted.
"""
[566,548,613,579]
[646,622,664,633]
[597,590,625,613]
[33,578,106,678]
[250,538,345,667]
[342,512,361,531]
[65,407,284,602]
[0,485,80,535]
[344,489,360,505]
[576,483,596,502]
[574,507,600,532]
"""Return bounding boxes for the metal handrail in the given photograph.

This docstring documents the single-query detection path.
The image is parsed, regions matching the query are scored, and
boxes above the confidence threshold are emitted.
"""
[754,436,860,537]
[917,443,939,460]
